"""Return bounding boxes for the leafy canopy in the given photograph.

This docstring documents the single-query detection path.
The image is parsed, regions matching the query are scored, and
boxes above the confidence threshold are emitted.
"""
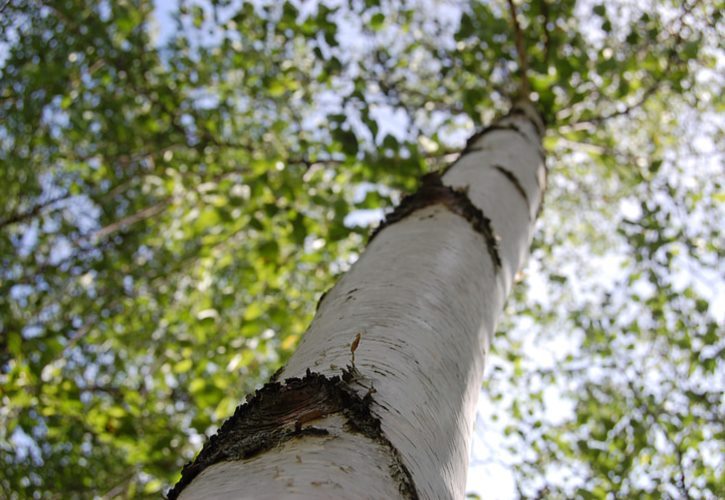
[0,0,722,498]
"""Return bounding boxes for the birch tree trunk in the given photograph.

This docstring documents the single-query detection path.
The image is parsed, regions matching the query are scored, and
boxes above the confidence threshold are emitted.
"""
[169,101,546,500]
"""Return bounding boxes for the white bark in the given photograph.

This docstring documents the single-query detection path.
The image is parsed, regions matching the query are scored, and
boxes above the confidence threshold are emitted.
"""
[175,102,545,500]
[179,415,408,499]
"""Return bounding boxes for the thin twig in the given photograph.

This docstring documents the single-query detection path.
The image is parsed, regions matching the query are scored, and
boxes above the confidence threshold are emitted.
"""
[101,471,137,499]
[560,0,700,127]
[93,197,172,239]
[0,194,70,229]
[567,81,662,127]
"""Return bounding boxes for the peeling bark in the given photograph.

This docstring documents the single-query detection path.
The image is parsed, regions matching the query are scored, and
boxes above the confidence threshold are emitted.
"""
[168,369,417,500]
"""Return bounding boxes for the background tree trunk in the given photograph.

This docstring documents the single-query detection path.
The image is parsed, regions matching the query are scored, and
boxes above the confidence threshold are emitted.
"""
[169,101,546,499]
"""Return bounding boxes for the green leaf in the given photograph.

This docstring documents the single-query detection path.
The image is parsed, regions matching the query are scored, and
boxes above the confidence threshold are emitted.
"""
[370,13,385,31]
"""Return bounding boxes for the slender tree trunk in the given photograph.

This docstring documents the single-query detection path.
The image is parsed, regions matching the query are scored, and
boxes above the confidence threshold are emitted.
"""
[169,101,546,499]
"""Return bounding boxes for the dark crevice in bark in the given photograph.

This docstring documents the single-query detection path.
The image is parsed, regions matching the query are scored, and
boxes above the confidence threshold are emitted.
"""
[537,173,548,218]
[461,106,547,219]
[315,288,330,312]
[470,123,544,158]
[442,117,543,175]
[369,172,501,270]
[508,105,546,137]
[269,364,285,383]
[493,165,531,216]
[315,286,359,312]
[167,368,418,500]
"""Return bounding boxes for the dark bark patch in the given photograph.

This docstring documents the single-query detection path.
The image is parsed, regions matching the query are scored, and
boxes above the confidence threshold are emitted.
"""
[369,172,501,270]
[537,172,547,218]
[508,104,546,137]
[493,165,530,216]
[441,124,542,176]
[167,368,418,500]
[315,288,330,312]
[316,287,359,311]
[269,365,284,383]
[471,123,544,158]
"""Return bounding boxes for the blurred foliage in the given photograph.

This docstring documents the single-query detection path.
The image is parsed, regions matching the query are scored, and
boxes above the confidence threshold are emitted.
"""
[0,0,722,498]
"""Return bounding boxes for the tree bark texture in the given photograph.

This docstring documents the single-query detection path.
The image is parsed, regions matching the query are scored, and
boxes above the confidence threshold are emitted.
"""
[169,101,546,500]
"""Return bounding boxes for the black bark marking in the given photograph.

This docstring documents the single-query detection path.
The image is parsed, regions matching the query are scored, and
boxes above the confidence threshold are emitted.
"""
[167,369,418,500]
[269,365,284,383]
[537,169,548,218]
[369,172,501,270]
[508,105,546,137]
[316,287,359,311]
[472,123,544,158]
[493,165,530,216]
[315,288,330,312]
[442,121,543,175]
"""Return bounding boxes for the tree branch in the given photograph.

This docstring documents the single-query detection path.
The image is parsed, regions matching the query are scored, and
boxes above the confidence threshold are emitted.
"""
[539,0,552,64]
[0,194,70,230]
[566,81,662,127]
[506,0,531,99]
[93,197,172,240]
[559,0,700,127]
